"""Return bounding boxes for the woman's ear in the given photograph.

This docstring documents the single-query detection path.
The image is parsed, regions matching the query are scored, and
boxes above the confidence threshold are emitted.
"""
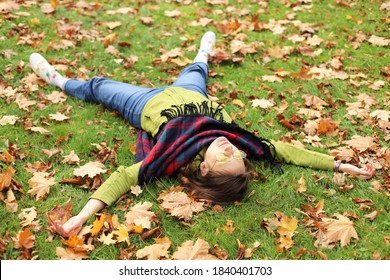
[200,161,209,176]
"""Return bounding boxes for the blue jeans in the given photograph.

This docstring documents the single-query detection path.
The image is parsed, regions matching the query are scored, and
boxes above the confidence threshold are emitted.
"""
[64,62,209,129]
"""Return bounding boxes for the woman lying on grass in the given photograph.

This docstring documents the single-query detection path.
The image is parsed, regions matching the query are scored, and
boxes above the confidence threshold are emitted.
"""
[29,31,375,237]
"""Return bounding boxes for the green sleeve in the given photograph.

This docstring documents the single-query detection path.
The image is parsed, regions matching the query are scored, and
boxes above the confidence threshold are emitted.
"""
[90,162,142,206]
[271,141,335,170]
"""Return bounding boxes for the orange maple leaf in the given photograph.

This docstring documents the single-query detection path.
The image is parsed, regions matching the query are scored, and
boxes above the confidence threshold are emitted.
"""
[13,228,35,250]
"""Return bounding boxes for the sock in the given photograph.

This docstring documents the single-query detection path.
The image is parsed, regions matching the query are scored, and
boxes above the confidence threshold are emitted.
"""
[194,50,209,64]
[49,72,69,91]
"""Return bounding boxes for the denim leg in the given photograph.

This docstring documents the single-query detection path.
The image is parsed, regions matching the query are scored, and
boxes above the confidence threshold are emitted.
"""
[64,77,166,128]
[170,62,209,98]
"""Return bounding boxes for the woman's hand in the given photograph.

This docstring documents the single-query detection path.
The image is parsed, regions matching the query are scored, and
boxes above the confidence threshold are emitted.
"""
[50,215,84,237]
[338,163,376,179]
[49,199,106,238]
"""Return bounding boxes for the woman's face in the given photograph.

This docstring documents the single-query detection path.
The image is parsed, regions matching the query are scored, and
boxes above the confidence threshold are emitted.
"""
[201,137,246,176]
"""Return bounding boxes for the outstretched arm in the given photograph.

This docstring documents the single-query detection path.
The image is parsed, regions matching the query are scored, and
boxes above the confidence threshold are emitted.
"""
[50,198,105,237]
[337,162,375,179]
[272,141,376,179]
[51,162,142,237]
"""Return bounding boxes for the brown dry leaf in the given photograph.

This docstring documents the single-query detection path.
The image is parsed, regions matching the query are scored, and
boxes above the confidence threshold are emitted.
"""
[124,202,156,229]
[0,166,15,191]
[47,203,73,229]
[0,150,16,164]
[319,214,358,247]
[73,161,107,178]
[318,118,338,135]
[49,112,69,122]
[136,238,171,260]
[56,247,88,260]
[302,94,329,109]
[29,126,52,136]
[301,199,325,220]
[252,98,275,109]
[0,115,19,126]
[223,220,236,234]
[158,190,206,221]
[344,135,377,153]
[172,238,219,260]
[164,10,182,18]
[102,33,119,47]
[368,35,390,46]
[18,207,38,228]
[4,189,18,213]
[61,151,80,165]
[13,228,35,250]
[297,174,307,193]
[363,210,378,221]
[28,172,55,201]
[130,185,142,197]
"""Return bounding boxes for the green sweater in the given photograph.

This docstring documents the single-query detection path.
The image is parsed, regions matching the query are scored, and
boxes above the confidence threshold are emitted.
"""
[90,87,334,206]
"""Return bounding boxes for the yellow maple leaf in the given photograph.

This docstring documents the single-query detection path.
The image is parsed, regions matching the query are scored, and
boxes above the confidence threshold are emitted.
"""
[90,214,106,236]
[98,232,116,245]
[277,215,298,237]
[113,224,130,245]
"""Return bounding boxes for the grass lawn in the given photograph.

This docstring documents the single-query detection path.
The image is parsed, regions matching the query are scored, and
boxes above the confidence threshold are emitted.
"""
[0,0,389,261]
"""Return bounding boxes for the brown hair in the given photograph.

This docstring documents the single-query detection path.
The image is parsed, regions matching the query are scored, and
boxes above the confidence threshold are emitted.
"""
[178,158,253,204]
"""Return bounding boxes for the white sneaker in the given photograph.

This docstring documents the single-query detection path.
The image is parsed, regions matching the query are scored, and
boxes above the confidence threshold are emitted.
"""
[194,31,216,63]
[199,31,216,55]
[29,53,55,84]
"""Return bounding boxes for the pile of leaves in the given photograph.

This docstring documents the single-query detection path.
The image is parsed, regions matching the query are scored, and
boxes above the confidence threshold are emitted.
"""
[1,0,389,260]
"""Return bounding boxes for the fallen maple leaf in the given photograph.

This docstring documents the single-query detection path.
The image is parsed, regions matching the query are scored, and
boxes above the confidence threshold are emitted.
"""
[158,190,206,221]
[73,161,107,178]
[172,238,219,260]
[0,115,19,126]
[28,172,55,201]
[275,214,298,252]
[319,214,358,247]
[0,166,15,191]
[136,239,171,260]
[297,174,307,193]
[223,220,236,234]
[124,202,156,229]
[90,214,106,236]
[18,207,38,228]
[113,224,130,245]
[251,98,275,109]
[56,247,88,260]
[47,203,73,230]
[61,151,80,165]
[60,235,85,248]
[344,135,377,153]
[13,228,35,250]
[98,232,117,245]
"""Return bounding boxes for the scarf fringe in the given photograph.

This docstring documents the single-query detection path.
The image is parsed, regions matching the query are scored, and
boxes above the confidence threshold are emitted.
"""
[161,101,225,121]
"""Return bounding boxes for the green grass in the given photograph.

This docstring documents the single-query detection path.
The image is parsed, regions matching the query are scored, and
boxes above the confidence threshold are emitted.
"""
[0,0,389,261]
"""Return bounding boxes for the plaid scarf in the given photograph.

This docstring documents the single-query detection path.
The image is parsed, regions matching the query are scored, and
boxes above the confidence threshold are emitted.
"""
[136,115,275,184]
